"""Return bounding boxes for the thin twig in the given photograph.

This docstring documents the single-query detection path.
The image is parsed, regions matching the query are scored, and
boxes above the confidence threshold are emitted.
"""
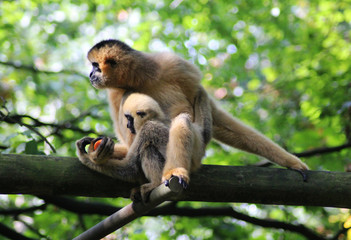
[0,60,87,78]
[0,222,36,240]
[0,204,47,216]
[295,143,351,158]
[1,113,57,153]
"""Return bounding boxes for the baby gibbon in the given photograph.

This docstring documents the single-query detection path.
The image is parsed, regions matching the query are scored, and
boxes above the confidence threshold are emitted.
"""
[77,39,308,188]
[76,93,170,201]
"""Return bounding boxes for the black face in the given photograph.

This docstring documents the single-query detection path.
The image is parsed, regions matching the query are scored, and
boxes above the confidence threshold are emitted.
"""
[124,114,136,134]
[89,62,101,87]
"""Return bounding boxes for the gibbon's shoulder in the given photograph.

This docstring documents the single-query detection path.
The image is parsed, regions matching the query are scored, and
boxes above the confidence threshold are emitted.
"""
[148,51,202,79]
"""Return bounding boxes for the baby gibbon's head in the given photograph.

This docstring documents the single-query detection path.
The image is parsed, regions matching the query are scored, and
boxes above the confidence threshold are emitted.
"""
[123,93,165,133]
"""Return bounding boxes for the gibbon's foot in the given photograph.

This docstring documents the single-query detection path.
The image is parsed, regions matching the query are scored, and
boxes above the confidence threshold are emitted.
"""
[76,136,114,164]
[285,159,309,182]
[130,187,152,204]
[164,177,188,190]
[130,187,142,202]
[163,168,189,189]
[288,167,308,182]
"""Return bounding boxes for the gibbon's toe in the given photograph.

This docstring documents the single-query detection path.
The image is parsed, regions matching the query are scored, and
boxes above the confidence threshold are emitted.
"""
[130,187,142,202]
[162,168,189,189]
[178,177,188,189]
[288,168,308,182]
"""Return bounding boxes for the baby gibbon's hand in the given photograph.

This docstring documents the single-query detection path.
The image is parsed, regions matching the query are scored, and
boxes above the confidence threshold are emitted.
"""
[76,136,114,165]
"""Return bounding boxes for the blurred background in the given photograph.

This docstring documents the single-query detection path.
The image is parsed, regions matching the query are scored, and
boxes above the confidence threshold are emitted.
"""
[0,0,351,239]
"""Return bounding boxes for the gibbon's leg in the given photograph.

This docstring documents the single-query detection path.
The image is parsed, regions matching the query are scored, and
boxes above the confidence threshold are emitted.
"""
[162,113,196,188]
[211,100,308,171]
[76,136,128,164]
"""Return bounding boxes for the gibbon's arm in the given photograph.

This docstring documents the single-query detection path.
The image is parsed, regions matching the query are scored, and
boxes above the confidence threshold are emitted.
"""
[76,136,146,183]
[210,100,308,171]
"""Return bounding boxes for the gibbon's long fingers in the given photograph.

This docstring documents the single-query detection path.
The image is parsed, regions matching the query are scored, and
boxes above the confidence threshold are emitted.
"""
[211,101,308,170]
[96,137,115,159]
[76,137,94,154]
[76,137,96,165]
[85,136,115,164]
[87,137,103,153]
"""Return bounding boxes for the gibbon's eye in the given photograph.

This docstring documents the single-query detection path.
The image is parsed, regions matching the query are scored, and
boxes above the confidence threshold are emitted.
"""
[136,111,146,118]
[106,59,117,67]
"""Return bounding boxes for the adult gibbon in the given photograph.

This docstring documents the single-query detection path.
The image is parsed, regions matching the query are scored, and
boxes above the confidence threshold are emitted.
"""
[76,39,308,188]
[76,93,170,201]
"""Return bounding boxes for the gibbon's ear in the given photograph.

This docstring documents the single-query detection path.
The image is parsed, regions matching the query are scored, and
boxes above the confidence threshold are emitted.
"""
[136,111,146,118]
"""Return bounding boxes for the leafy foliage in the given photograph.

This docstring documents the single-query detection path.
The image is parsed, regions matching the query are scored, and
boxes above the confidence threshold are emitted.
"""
[0,0,351,239]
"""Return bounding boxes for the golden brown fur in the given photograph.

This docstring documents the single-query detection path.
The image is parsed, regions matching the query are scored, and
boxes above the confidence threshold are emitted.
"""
[77,39,308,188]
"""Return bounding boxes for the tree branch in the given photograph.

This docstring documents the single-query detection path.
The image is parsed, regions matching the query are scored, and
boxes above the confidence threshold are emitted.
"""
[295,142,351,158]
[1,111,102,138]
[256,142,351,167]
[1,154,351,209]
[0,109,57,153]
[0,204,47,216]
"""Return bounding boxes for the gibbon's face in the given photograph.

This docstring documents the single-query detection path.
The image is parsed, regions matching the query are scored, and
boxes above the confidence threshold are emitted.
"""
[87,40,134,89]
[124,111,147,134]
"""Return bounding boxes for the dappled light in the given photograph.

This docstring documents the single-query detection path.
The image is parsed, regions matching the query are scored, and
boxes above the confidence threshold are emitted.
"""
[0,0,351,239]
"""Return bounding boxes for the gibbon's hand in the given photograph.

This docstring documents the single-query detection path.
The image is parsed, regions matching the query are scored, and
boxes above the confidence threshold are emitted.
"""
[76,136,114,164]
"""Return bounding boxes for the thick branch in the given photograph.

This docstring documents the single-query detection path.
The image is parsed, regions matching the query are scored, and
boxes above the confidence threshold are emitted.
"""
[0,154,351,208]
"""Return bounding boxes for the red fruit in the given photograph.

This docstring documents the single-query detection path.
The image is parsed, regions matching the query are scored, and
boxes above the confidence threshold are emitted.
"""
[94,139,102,151]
